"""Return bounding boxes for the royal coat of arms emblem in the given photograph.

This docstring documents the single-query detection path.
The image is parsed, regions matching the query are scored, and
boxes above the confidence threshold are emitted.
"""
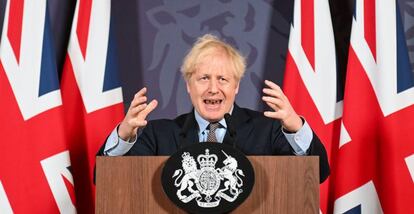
[161,142,254,213]
[172,149,245,208]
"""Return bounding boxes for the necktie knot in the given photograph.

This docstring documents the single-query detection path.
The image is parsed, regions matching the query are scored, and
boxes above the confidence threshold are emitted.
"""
[209,122,220,131]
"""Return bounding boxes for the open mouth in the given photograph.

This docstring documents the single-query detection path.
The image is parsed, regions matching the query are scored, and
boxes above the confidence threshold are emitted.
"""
[203,99,223,105]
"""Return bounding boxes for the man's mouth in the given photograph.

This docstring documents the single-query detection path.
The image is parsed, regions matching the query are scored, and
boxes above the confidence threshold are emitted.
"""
[203,99,223,105]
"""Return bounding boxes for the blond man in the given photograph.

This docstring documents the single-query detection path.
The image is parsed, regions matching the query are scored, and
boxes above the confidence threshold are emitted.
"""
[98,34,329,182]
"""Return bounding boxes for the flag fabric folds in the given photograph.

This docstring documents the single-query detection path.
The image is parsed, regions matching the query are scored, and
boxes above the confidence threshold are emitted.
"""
[283,0,341,212]
[0,0,76,212]
[0,0,124,212]
[333,0,414,213]
[61,0,124,213]
[284,0,414,213]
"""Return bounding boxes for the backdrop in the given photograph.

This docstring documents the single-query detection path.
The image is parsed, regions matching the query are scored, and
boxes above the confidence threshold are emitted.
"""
[1,0,413,117]
[0,0,350,117]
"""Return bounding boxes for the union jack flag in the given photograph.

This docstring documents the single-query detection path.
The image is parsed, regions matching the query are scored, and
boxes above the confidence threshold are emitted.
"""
[60,0,124,212]
[283,0,341,212]
[284,0,414,213]
[333,0,414,213]
[0,0,75,212]
[0,0,124,212]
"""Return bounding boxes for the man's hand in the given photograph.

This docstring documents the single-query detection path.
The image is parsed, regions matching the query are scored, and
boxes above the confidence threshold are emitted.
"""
[262,80,302,132]
[118,87,158,141]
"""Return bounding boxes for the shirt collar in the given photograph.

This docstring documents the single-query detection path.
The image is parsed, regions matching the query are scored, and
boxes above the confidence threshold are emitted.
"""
[194,106,234,132]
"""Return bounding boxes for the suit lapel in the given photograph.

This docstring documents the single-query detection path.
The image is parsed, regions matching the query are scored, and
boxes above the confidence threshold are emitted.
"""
[182,126,198,148]
[177,110,199,149]
[222,104,253,150]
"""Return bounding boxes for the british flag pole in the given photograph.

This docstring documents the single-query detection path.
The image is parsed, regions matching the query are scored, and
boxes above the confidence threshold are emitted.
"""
[334,0,414,213]
[0,0,76,213]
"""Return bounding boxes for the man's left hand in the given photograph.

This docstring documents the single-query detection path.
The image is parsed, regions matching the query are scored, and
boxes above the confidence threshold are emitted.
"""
[262,80,302,132]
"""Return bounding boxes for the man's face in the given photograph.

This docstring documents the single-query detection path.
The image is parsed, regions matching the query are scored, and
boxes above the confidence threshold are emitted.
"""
[186,53,240,122]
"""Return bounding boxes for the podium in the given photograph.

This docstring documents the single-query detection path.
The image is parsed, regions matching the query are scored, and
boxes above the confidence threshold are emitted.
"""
[95,156,319,213]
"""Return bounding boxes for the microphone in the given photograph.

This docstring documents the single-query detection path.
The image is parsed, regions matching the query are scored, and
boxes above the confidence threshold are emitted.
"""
[224,113,237,148]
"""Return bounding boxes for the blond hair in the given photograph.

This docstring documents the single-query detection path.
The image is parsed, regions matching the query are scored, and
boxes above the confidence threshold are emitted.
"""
[180,34,246,81]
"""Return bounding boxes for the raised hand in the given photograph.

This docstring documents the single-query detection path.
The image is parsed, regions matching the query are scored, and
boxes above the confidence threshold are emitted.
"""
[118,87,158,140]
[262,80,302,132]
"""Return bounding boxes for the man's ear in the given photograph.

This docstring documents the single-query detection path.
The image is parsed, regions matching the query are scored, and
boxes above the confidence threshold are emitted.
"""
[235,81,240,94]
[186,80,191,93]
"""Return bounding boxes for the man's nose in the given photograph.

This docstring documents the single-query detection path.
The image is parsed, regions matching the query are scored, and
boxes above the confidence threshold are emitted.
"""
[208,79,219,94]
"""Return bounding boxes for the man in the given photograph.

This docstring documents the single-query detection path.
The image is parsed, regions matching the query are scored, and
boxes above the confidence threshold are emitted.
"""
[97,34,329,182]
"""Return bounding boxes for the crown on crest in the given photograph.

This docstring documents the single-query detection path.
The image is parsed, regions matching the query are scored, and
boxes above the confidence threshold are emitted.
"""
[197,149,218,168]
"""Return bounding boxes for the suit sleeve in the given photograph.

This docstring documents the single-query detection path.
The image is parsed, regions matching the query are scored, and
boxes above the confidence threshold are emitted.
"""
[307,132,330,183]
[96,121,158,156]
[270,120,330,183]
[125,121,158,155]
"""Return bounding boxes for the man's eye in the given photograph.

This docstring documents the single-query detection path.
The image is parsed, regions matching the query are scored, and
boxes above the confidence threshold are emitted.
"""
[200,76,208,80]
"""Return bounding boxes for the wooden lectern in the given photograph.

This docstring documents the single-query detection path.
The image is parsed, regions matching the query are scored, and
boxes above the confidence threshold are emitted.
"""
[95,156,319,213]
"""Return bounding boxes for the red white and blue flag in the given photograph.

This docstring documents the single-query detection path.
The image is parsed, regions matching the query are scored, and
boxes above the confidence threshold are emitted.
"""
[61,0,124,212]
[0,0,124,212]
[0,0,76,212]
[283,0,342,212]
[284,0,414,213]
[333,0,414,213]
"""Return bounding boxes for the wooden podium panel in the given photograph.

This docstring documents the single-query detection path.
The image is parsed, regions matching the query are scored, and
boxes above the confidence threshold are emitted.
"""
[95,156,319,214]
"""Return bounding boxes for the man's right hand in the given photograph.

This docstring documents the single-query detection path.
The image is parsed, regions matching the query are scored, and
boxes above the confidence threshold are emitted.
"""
[118,87,158,141]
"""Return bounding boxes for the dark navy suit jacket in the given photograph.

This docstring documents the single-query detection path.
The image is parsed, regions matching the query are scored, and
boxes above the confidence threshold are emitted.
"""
[97,105,330,182]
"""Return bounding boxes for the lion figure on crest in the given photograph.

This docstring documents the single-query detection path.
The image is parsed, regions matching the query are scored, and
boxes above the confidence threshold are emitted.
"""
[173,152,199,200]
